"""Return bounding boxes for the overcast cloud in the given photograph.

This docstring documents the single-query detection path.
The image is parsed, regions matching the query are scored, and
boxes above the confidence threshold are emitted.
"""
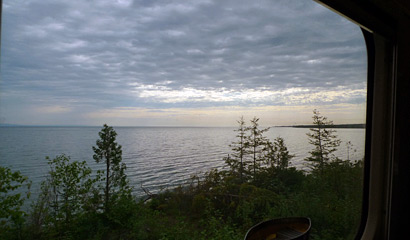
[0,0,367,126]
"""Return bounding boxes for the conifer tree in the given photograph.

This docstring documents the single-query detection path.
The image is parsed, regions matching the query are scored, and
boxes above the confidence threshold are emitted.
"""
[305,109,341,171]
[247,117,270,179]
[93,124,129,213]
[226,116,249,182]
[265,137,294,170]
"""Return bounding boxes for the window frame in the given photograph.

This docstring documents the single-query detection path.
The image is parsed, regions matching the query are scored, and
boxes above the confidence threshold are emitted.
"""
[315,0,410,239]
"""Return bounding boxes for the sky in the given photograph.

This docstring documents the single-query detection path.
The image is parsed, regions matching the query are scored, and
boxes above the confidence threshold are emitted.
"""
[0,0,367,127]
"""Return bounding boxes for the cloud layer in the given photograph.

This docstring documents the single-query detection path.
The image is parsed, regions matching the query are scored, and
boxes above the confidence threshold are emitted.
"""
[1,0,367,126]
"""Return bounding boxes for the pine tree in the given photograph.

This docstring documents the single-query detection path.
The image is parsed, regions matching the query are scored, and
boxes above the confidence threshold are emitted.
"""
[305,109,341,171]
[247,117,270,179]
[265,137,294,170]
[226,116,249,182]
[93,124,129,213]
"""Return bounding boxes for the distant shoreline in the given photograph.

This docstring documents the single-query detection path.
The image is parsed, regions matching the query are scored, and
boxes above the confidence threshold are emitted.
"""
[1,124,366,129]
[278,124,366,129]
[0,124,236,128]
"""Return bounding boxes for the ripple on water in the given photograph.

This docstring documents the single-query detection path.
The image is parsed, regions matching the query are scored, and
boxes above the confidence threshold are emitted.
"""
[0,127,365,200]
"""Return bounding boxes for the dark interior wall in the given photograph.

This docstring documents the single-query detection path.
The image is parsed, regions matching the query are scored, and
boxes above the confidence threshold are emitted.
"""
[315,1,410,239]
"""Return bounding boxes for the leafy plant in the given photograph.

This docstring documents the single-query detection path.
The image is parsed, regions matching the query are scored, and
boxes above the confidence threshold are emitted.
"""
[265,136,294,171]
[5,113,362,240]
[29,154,96,238]
[0,166,31,239]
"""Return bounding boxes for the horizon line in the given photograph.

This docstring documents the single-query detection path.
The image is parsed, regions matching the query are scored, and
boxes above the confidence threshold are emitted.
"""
[0,123,366,128]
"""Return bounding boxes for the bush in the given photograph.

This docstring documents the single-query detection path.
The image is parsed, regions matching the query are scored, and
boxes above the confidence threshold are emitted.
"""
[0,166,31,240]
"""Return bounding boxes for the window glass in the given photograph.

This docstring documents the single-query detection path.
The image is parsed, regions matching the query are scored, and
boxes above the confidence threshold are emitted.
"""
[0,0,366,239]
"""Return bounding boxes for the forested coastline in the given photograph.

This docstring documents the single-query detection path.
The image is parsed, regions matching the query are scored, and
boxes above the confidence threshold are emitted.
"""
[0,110,363,240]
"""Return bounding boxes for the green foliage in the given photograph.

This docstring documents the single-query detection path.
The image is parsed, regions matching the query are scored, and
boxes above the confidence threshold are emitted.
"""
[29,154,97,238]
[93,124,131,213]
[1,113,363,240]
[247,117,270,179]
[199,209,242,240]
[294,159,363,239]
[305,109,341,171]
[236,183,278,224]
[265,136,294,170]
[26,153,139,240]
[226,116,249,183]
[0,166,31,239]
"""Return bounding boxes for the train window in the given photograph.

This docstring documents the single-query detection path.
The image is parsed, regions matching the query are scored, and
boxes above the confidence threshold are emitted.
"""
[316,0,410,239]
[0,0,368,239]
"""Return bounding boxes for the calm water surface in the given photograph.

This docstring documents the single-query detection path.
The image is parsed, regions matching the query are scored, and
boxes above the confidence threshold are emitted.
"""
[0,126,365,199]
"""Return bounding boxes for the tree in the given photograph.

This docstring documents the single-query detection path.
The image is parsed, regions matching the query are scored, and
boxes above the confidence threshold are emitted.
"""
[93,124,129,213]
[346,141,356,161]
[265,137,294,170]
[305,109,341,171]
[30,155,96,237]
[247,117,270,179]
[226,116,249,182]
[0,166,31,239]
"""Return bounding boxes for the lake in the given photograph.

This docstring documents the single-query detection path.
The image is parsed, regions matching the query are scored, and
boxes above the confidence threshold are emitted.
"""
[0,126,365,199]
